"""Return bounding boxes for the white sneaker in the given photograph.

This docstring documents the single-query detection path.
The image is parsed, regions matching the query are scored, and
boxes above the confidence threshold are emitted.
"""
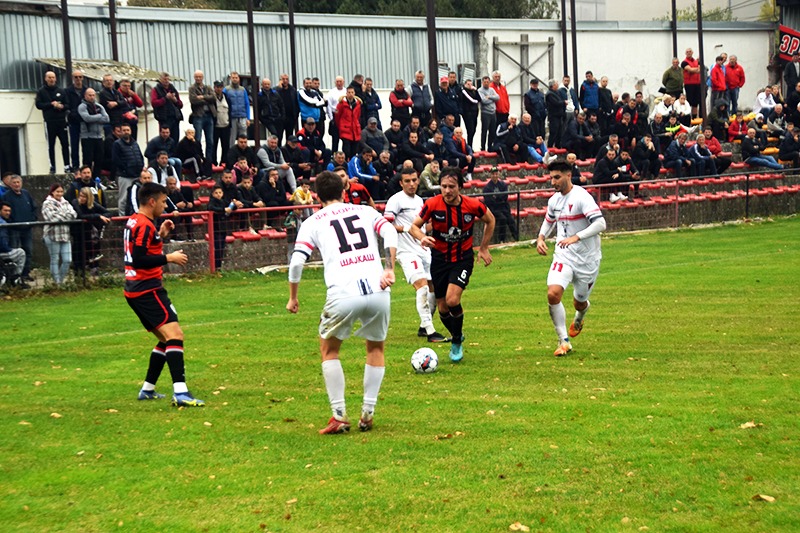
[618,193,629,201]
[609,193,619,203]
[465,173,473,181]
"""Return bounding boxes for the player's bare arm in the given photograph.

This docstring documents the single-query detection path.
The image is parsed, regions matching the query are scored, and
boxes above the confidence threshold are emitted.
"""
[409,216,435,248]
[477,210,495,266]
[166,250,188,265]
[286,282,299,314]
[159,219,174,239]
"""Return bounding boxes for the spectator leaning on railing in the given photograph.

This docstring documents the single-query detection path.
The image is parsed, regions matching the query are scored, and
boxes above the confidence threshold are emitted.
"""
[1,174,37,282]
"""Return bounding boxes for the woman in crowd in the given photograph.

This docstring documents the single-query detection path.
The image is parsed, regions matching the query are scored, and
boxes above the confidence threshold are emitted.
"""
[70,186,111,276]
[42,183,77,285]
[424,117,439,141]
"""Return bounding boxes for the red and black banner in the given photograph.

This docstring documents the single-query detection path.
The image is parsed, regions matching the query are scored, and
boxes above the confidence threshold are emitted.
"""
[779,25,800,61]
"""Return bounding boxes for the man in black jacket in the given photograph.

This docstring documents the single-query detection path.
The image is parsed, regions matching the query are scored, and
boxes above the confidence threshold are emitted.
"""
[523,79,547,139]
[35,71,71,173]
[112,124,145,216]
[65,70,87,170]
[562,112,596,160]
[399,131,433,173]
[545,79,567,148]
[276,74,299,144]
[258,78,285,140]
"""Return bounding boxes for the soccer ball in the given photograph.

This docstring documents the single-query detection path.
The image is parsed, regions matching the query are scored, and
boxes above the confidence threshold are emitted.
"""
[411,347,439,374]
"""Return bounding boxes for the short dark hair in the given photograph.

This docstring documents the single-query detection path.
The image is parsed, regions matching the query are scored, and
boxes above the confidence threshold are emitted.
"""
[400,167,417,177]
[79,165,92,173]
[0,201,11,210]
[315,171,345,202]
[548,160,572,174]
[439,167,463,188]
[237,134,248,141]
[159,124,170,132]
[157,150,169,158]
[138,182,167,206]
[212,184,223,192]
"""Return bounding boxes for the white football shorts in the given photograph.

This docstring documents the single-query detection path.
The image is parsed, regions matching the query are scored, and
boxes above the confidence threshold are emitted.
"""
[546,257,600,302]
[319,291,391,341]
[397,251,432,285]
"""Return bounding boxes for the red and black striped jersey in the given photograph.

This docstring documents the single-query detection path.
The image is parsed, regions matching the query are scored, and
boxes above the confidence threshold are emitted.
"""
[344,182,372,205]
[419,194,487,262]
[124,213,166,297]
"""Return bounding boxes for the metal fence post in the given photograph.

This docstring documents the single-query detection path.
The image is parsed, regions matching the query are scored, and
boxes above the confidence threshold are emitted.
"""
[207,211,215,273]
[745,174,750,219]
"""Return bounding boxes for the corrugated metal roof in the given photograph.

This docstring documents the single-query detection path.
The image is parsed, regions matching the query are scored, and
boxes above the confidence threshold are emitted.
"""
[0,5,475,91]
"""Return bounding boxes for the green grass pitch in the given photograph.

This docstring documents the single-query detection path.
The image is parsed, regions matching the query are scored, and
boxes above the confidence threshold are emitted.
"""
[1,217,799,532]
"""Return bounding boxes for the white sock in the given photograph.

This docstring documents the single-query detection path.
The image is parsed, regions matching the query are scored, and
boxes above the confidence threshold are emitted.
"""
[362,364,385,414]
[428,291,437,323]
[416,286,435,334]
[141,381,156,392]
[321,359,347,419]
[549,303,569,342]
[173,382,188,394]
[575,300,590,325]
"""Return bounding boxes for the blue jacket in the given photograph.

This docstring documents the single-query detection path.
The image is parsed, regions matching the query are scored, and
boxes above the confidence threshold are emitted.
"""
[112,137,145,178]
[224,86,251,120]
[0,216,12,253]
[347,156,376,184]
[3,189,38,223]
[297,88,324,123]
[435,87,461,119]
[579,80,599,110]
[664,140,689,163]
[524,89,546,120]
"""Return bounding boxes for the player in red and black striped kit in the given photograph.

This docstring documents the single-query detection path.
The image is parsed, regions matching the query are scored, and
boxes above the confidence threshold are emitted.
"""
[410,168,495,362]
[124,181,204,407]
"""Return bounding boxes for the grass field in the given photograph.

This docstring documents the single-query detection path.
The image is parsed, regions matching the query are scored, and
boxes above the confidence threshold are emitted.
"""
[2,217,800,532]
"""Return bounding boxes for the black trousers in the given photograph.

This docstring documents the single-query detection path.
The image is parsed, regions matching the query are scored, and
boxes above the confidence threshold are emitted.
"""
[46,121,70,170]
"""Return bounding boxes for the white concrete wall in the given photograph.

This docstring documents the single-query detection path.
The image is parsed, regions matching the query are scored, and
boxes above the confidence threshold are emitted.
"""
[485,27,774,117]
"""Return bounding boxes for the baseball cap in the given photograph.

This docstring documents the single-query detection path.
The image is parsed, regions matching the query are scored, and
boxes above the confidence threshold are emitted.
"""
[367,117,378,124]
[440,76,448,83]
[286,135,298,142]
[213,80,223,87]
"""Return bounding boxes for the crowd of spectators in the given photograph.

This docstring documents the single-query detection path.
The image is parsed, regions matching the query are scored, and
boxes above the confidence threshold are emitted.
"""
[9,49,797,282]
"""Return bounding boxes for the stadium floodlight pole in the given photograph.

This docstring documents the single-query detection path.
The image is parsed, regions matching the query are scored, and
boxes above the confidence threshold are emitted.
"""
[560,0,568,76]
[60,0,72,81]
[247,0,260,145]
[426,0,439,119]
[288,0,298,89]
[109,0,119,62]
[570,0,578,87]
[697,0,707,119]
[671,0,678,58]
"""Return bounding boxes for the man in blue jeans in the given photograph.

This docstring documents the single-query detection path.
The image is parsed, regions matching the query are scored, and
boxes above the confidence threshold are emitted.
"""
[188,70,216,161]
[742,128,784,170]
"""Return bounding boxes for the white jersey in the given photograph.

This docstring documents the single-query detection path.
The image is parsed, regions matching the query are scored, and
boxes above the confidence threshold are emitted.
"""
[543,185,604,265]
[383,191,431,257]
[293,202,394,298]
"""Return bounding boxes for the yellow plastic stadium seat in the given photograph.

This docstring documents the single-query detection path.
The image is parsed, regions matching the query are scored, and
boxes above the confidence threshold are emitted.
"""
[691,117,703,126]
[762,147,779,155]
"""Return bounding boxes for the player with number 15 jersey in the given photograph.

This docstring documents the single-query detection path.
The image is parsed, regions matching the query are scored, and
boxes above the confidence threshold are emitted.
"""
[287,171,398,435]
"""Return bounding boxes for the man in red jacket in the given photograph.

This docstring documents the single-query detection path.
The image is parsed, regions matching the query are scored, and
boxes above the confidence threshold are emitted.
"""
[491,71,510,126]
[336,87,362,160]
[710,56,727,107]
[725,55,746,114]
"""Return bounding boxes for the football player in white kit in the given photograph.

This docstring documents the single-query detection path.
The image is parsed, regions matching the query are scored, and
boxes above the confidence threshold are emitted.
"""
[536,160,607,356]
[383,167,448,343]
[287,171,398,434]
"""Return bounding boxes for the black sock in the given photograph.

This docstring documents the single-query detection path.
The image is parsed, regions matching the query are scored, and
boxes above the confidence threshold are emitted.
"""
[164,340,186,384]
[449,304,464,342]
[439,311,455,337]
[144,342,167,385]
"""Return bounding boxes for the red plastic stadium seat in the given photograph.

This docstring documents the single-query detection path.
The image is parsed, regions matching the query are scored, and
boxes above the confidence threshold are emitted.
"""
[211,164,225,173]
[197,196,210,205]
[181,181,201,190]
[548,147,567,155]
[729,162,747,170]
